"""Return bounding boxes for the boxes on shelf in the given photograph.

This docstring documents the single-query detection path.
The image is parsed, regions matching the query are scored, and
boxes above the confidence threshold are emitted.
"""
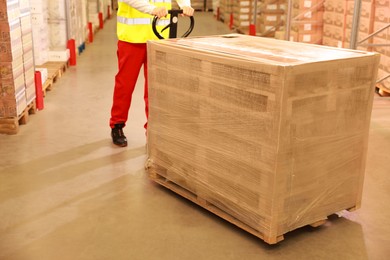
[35,68,48,84]
[48,49,70,62]
[0,89,27,118]
[146,34,380,244]
[0,0,21,22]
[30,0,50,66]
[25,80,36,104]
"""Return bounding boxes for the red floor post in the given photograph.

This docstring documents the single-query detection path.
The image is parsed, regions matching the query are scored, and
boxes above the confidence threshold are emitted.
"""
[229,13,233,30]
[88,22,93,43]
[107,5,111,19]
[34,71,44,110]
[67,39,77,66]
[249,24,256,36]
[99,12,104,29]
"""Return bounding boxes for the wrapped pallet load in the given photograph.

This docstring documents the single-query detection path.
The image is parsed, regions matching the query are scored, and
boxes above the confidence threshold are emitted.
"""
[146,34,380,244]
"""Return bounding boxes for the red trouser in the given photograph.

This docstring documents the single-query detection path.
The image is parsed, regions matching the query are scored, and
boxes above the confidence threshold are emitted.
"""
[110,40,149,129]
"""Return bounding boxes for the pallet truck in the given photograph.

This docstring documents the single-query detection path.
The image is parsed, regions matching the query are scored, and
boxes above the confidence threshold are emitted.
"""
[152,9,195,39]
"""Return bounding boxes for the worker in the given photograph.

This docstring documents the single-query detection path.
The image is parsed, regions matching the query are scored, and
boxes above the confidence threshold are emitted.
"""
[110,0,194,147]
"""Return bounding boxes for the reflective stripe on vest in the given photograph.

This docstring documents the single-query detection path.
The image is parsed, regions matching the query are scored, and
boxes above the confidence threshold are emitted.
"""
[117,16,170,26]
[116,0,172,43]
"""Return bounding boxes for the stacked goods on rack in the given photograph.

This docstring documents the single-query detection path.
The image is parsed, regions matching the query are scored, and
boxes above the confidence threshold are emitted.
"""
[172,0,213,11]
[273,0,323,44]
[78,0,89,49]
[47,0,92,62]
[190,0,207,10]
[19,0,36,105]
[291,0,324,44]
[0,1,35,118]
[233,0,254,33]
[322,0,375,49]
[30,0,50,65]
[99,0,110,20]
[370,1,390,93]
[343,0,371,50]
[219,0,234,23]
[47,0,68,51]
[206,0,214,11]
[88,0,100,29]
[213,0,219,16]
[147,34,380,244]
[321,0,389,94]
[258,0,286,37]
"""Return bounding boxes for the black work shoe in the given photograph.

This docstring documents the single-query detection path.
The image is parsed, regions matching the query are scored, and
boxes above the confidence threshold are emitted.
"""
[111,123,127,147]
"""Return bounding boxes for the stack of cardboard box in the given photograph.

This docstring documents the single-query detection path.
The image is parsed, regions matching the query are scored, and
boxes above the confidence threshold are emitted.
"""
[322,0,375,49]
[187,0,213,11]
[19,1,36,105]
[88,0,100,29]
[289,0,324,44]
[0,1,34,118]
[147,34,380,244]
[372,0,390,91]
[233,0,254,33]
[321,0,389,92]
[258,0,286,37]
[30,0,50,65]
[219,0,234,24]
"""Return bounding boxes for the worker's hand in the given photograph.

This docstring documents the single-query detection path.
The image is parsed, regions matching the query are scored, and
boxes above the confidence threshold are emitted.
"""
[152,7,168,18]
[181,6,194,17]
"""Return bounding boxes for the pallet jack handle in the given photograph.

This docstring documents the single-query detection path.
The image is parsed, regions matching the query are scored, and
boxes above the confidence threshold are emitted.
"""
[152,9,195,39]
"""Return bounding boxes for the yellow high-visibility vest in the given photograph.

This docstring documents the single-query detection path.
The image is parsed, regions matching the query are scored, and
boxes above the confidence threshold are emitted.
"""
[117,0,172,43]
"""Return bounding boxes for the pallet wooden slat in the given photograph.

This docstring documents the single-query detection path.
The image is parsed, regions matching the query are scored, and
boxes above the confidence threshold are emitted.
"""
[149,170,332,244]
[376,84,390,97]
[0,101,37,135]
[36,61,69,96]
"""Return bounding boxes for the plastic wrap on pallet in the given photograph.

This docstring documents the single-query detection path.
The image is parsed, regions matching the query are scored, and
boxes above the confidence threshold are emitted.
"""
[146,34,380,244]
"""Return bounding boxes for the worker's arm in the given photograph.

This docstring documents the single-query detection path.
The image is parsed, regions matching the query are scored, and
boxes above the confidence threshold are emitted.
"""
[176,0,194,16]
[123,0,168,18]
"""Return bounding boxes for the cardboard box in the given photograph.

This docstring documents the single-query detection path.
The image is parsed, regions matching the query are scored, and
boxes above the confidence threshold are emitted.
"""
[375,5,390,23]
[323,11,334,25]
[322,36,339,47]
[274,30,299,41]
[0,1,20,22]
[0,89,27,118]
[298,31,323,44]
[25,80,36,104]
[48,49,70,62]
[0,72,25,97]
[0,19,21,43]
[324,0,335,12]
[147,34,380,244]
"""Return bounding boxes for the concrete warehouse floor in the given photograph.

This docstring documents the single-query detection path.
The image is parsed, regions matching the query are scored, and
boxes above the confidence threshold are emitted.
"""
[0,12,390,260]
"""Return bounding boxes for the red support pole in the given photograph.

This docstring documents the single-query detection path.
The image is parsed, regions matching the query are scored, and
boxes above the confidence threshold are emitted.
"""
[229,13,233,30]
[34,71,44,110]
[107,5,111,19]
[249,24,256,36]
[88,22,93,43]
[67,39,77,66]
[216,7,220,21]
[99,12,104,29]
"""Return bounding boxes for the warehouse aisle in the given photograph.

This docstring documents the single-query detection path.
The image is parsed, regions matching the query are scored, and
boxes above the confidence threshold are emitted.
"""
[0,12,390,260]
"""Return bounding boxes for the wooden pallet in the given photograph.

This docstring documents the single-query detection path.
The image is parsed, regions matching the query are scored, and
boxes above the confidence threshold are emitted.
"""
[42,78,54,97]
[0,101,37,135]
[148,170,330,244]
[37,61,69,96]
[376,84,390,97]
